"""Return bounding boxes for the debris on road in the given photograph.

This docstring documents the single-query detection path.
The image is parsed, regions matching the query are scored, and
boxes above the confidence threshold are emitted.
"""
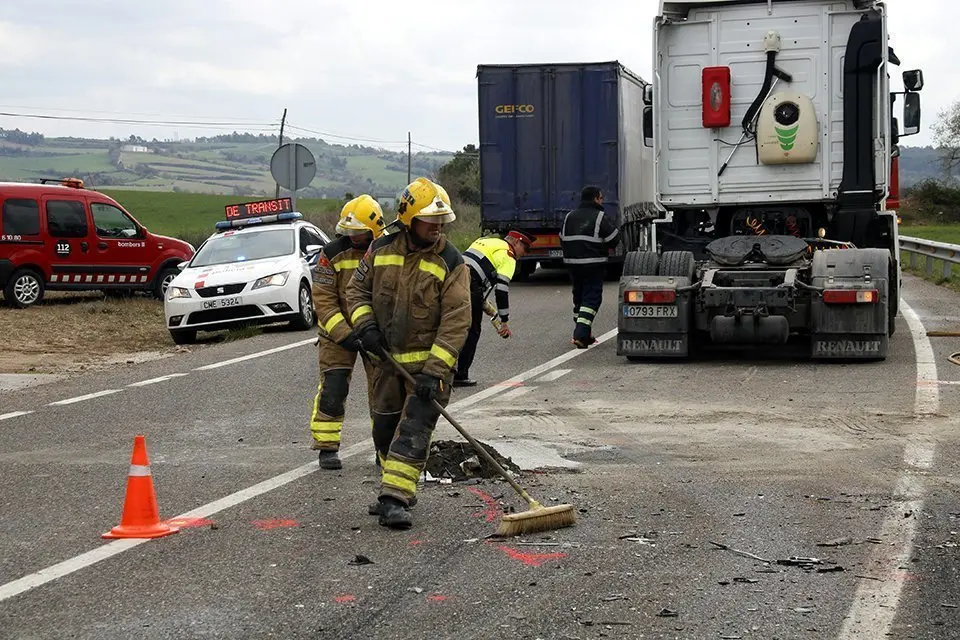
[348,555,374,566]
[817,565,845,573]
[777,556,823,568]
[708,540,772,564]
[424,440,521,481]
[816,537,853,547]
[656,608,678,618]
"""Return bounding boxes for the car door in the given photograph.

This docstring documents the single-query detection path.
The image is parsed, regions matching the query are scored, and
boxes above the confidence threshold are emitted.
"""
[41,195,95,286]
[89,201,153,287]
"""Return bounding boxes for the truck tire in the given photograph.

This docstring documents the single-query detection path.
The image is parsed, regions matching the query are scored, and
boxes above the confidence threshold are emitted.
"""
[514,261,537,282]
[659,251,696,279]
[888,259,899,336]
[622,251,659,277]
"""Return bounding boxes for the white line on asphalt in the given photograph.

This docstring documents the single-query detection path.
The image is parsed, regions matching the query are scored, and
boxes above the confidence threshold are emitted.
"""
[496,386,537,401]
[0,330,612,602]
[127,373,189,388]
[193,338,316,371]
[48,389,122,406]
[535,369,572,383]
[839,300,938,639]
[0,411,33,421]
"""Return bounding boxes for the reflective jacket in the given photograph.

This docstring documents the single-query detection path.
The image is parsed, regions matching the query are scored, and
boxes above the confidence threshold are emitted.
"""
[463,236,516,323]
[560,202,620,265]
[344,230,472,380]
[312,235,366,344]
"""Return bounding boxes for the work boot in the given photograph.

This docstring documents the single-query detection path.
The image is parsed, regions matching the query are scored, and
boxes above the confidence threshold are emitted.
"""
[367,495,417,515]
[377,497,413,529]
[453,377,477,387]
[318,450,342,470]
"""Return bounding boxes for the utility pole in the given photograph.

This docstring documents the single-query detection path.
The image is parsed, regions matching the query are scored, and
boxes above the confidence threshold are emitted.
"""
[275,108,287,198]
[407,131,412,183]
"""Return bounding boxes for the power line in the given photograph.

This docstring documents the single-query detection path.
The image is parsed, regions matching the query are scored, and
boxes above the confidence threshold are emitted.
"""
[0,104,272,123]
[0,110,278,128]
[284,123,408,145]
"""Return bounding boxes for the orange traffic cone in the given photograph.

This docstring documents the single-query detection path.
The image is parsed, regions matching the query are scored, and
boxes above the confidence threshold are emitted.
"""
[102,435,179,539]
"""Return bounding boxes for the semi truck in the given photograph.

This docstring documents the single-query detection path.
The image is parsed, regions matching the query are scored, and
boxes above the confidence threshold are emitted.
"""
[476,61,659,279]
[617,0,923,361]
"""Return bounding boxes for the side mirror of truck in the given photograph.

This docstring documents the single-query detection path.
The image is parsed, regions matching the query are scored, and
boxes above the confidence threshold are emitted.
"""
[643,106,654,148]
[902,92,921,136]
[902,69,924,92]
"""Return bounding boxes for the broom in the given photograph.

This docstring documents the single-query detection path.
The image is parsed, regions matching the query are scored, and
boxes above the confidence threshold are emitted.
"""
[380,350,576,536]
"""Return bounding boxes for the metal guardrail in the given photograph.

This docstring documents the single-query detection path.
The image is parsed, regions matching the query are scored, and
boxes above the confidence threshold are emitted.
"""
[899,235,960,279]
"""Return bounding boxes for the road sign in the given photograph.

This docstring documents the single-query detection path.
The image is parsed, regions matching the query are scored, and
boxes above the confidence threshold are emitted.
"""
[270,143,317,208]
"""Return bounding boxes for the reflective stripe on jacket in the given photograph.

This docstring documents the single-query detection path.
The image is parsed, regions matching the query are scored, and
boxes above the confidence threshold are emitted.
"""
[312,235,366,344]
[463,236,516,322]
[560,202,620,265]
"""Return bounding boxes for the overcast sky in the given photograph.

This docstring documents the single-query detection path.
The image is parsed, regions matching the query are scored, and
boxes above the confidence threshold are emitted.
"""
[0,0,950,152]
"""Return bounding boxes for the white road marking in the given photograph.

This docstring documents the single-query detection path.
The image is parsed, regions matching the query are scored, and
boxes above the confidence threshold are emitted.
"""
[839,300,938,639]
[48,389,122,406]
[0,411,32,421]
[193,338,316,371]
[0,329,614,602]
[534,369,572,383]
[496,386,536,401]
[127,373,189,388]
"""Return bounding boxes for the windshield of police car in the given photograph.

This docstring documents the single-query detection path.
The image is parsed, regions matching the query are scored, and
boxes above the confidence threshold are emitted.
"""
[190,228,294,268]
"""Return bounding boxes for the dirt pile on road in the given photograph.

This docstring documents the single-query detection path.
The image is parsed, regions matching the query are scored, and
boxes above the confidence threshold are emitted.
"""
[425,440,521,481]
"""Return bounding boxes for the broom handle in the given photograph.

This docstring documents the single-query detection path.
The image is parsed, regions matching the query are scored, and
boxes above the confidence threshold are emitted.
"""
[384,352,541,509]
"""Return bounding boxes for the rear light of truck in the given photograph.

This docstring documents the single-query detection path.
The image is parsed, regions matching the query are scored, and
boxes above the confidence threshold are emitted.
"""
[702,66,731,128]
[822,289,879,304]
[625,290,676,304]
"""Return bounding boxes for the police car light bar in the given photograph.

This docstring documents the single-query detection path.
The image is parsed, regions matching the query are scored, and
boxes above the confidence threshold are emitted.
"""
[215,211,303,230]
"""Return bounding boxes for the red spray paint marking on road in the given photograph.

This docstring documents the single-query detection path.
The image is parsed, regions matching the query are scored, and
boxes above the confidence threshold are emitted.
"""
[468,487,501,523]
[253,518,298,530]
[409,539,425,546]
[427,595,448,602]
[163,517,214,529]
[335,595,357,603]
[498,546,568,567]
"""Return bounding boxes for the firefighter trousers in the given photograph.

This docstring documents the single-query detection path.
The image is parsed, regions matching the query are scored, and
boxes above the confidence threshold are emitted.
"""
[309,340,375,452]
[371,367,452,505]
[570,264,605,341]
[455,275,486,380]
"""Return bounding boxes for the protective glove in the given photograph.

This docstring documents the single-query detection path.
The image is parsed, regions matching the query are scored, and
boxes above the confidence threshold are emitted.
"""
[414,373,442,402]
[336,330,361,353]
[356,324,387,360]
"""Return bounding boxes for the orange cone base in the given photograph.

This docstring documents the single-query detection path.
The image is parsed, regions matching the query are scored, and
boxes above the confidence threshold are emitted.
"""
[102,522,180,540]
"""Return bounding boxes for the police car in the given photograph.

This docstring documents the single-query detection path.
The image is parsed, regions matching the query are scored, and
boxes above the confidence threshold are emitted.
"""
[164,197,329,344]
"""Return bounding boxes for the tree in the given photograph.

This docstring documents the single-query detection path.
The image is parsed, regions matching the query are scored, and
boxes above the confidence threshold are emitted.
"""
[932,99,960,177]
[437,144,480,205]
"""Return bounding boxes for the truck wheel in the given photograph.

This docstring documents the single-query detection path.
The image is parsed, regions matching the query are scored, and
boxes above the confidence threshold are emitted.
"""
[623,251,659,277]
[659,251,696,279]
[153,267,178,300]
[514,261,537,281]
[888,261,899,336]
[170,329,196,345]
[4,268,44,308]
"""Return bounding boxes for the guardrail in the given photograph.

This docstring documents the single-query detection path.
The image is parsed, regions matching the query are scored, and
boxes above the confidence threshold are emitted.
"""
[899,235,960,280]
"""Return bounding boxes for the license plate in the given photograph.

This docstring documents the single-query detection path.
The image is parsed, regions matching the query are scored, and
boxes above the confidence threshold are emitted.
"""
[548,249,563,258]
[623,304,678,318]
[202,296,242,310]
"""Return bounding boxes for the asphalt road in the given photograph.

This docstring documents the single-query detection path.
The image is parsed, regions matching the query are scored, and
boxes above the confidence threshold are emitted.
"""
[0,267,958,640]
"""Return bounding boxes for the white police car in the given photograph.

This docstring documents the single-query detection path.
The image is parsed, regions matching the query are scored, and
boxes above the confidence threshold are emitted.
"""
[164,198,330,344]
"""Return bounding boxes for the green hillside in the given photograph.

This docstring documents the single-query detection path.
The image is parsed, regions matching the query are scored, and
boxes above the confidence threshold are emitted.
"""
[0,130,453,198]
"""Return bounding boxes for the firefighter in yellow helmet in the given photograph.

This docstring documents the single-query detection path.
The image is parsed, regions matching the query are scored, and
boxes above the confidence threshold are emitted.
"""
[308,194,387,470]
[345,177,471,529]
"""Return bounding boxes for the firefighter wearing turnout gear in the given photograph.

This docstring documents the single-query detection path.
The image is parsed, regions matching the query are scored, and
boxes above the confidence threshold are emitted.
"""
[454,230,535,387]
[309,195,387,470]
[560,186,620,348]
[345,177,471,529]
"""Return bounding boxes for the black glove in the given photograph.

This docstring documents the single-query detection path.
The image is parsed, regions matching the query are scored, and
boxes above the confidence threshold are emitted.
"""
[356,324,387,360]
[336,330,361,353]
[414,374,442,402]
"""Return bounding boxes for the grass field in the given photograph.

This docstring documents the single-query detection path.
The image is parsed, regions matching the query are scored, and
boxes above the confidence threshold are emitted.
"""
[898,224,960,293]
[899,225,960,245]
[99,189,482,251]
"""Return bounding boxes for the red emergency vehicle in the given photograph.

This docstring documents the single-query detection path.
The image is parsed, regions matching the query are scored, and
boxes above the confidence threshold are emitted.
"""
[0,178,195,307]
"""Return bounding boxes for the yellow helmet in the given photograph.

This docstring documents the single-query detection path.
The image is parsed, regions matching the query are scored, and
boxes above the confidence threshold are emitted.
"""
[336,194,385,238]
[396,177,456,227]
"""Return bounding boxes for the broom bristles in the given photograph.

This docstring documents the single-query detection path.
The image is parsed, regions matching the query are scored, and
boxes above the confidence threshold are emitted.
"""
[495,504,577,537]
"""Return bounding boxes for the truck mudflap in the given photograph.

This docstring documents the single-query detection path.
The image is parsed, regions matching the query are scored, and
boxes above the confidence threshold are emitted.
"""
[810,248,890,360]
[617,274,692,358]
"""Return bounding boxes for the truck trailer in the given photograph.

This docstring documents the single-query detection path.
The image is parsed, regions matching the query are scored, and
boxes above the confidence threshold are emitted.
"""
[476,61,659,279]
[617,0,923,361]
